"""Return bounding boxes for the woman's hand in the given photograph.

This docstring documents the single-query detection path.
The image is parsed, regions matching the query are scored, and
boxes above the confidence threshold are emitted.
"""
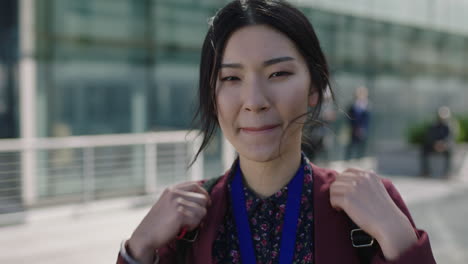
[330,168,417,260]
[127,181,211,264]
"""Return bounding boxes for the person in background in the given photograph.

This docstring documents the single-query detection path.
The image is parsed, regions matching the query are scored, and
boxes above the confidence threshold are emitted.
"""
[421,106,453,178]
[345,86,371,160]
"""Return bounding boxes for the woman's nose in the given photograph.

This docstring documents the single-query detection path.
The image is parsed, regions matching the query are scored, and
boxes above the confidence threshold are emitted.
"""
[242,77,270,113]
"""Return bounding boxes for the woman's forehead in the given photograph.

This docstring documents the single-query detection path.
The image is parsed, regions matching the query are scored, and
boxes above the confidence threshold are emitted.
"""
[221,24,303,65]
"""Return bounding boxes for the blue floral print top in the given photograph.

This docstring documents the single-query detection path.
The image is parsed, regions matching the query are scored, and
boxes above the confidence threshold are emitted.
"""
[213,156,315,263]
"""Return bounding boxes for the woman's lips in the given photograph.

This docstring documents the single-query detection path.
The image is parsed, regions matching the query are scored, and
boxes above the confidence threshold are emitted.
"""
[240,124,280,133]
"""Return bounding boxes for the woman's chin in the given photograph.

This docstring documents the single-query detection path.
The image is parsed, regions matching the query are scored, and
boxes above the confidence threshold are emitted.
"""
[238,145,281,163]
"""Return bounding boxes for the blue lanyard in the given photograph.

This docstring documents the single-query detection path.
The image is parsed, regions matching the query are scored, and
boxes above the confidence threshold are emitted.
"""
[231,162,304,264]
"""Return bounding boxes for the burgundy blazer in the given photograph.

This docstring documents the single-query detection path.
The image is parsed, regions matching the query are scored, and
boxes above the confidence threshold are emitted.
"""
[118,164,436,264]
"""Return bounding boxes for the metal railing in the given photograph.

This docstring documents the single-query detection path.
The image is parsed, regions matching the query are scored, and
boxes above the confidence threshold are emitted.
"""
[0,131,204,214]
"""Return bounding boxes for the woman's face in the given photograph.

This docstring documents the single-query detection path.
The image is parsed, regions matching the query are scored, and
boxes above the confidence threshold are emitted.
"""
[216,24,318,162]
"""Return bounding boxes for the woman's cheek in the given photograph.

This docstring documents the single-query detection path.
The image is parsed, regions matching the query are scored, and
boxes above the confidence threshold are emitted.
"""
[216,88,239,124]
[277,81,309,113]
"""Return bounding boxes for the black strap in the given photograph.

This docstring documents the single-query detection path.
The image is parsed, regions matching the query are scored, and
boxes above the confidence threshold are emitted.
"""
[349,220,379,264]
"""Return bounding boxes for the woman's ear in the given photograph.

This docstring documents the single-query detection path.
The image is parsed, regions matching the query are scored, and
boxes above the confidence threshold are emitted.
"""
[308,90,319,107]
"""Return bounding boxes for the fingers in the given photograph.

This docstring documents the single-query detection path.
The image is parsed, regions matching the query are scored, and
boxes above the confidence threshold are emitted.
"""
[171,189,210,209]
[332,168,376,195]
[330,180,355,211]
[162,182,212,231]
[330,168,377,211]
[133,181,213,249]
[175,197,207,217]
[330,181,355,194]
[175,197,208,230]
[329,193,345,211]
[341,168,370,177]
[336,168,378,183]
[176,182,212,206]
[178,181,210,196]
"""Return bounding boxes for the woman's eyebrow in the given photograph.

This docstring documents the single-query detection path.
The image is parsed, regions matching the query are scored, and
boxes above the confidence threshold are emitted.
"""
[220,63,242,69]
[263,56,295,66]
[220,56,295,69]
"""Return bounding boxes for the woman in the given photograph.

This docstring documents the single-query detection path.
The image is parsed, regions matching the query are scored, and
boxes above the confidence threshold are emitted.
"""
[118,0,435,263]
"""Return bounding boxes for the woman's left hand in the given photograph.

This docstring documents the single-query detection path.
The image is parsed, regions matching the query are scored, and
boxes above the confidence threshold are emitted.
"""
[330,168,418,260]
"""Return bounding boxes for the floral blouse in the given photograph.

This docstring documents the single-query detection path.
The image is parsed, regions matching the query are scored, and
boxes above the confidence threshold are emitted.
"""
[213,158,315,264]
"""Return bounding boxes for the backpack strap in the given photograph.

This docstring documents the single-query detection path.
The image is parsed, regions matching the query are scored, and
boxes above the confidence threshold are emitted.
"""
[175,176,223,264]
[349,219,379,263]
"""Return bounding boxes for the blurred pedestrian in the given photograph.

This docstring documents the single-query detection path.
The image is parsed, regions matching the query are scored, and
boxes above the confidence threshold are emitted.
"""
[420,106,453,178]
[345,86,371,160]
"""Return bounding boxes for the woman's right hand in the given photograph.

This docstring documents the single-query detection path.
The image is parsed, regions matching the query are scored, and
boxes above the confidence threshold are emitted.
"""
[127,181,211,263]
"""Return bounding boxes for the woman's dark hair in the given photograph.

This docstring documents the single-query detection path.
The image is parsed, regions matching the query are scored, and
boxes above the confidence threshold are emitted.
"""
[191,0,333,165]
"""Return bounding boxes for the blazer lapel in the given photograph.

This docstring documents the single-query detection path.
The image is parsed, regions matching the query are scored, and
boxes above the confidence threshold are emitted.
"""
[192,173,229,264]
[312,164,360,264]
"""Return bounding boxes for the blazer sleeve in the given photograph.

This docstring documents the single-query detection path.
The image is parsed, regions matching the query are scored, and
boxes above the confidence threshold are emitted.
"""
[116,242,177,264]
[371,179,437,264]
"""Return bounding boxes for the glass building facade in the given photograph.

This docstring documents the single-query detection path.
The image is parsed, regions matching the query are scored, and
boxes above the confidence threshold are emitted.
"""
[36,0,224,177]
[1,0,468,179]
[0,0,18,139]
[34,0,220,137]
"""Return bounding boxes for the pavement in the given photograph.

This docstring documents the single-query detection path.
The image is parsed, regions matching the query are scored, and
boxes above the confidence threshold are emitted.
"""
[0,156,467,264]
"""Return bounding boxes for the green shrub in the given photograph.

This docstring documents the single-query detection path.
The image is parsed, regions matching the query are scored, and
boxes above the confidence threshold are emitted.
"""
[457,117,468,142]
[407,116,468,145]
[407,121,430,145]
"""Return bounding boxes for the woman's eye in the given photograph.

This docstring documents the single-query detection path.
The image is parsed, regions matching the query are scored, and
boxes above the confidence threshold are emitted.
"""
[221,76,240,81]
[269,71,292,78]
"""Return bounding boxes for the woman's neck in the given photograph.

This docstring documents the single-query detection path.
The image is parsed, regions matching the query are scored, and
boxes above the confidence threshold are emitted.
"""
[238,151,302,198]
